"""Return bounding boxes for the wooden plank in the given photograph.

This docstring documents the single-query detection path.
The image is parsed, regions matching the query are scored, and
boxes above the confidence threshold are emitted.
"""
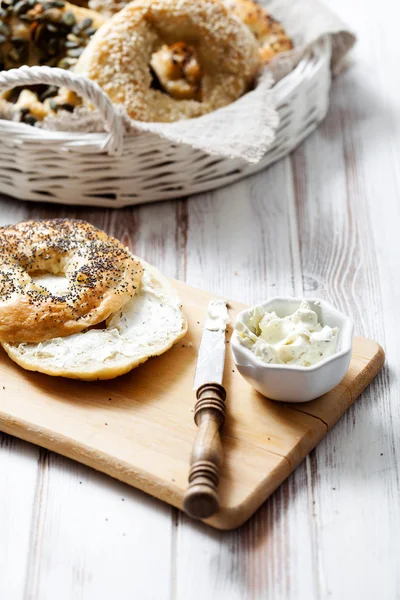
[0,435,39,599]
[0,198,38,600]
[23,454,174,600]
[9,203,178,600]
[286,1,400,596]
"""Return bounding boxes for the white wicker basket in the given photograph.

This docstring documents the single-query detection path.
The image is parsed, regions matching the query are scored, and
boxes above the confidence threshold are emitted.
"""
[0,35,331,208]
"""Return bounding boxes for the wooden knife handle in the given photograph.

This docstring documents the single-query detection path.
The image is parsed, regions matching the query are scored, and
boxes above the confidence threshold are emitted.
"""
[183,383,226,520]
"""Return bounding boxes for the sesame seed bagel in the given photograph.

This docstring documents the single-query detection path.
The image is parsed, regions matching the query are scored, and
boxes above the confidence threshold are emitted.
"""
[0,219,143,343]
[74,0,260,122]
[221,0,292,64]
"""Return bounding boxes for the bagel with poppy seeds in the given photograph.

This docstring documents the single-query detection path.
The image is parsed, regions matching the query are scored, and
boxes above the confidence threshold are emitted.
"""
[2,258,188,380]
[0,219,143,343]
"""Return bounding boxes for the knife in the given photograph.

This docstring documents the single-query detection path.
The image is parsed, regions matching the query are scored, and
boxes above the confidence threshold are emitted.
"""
[183,299,229,520]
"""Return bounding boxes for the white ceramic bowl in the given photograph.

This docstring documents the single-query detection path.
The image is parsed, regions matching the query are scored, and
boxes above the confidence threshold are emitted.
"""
[231,297,354,402]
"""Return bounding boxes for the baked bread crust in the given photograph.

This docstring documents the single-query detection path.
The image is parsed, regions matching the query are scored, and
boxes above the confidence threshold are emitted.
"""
[74,0,260,122]
[221,0,292,64]
[2,258,188,380]
[0,219,143,343]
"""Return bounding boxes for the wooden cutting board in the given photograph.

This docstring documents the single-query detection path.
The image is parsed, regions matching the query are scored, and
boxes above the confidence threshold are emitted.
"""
[0,280,384,530]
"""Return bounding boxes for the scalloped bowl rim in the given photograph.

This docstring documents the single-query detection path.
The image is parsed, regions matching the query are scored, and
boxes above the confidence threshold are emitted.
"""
[231,296,354,373]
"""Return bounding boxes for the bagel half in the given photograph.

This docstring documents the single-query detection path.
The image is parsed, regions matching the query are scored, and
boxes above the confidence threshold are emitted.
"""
[0,219,142,343]
[2,259,187,380]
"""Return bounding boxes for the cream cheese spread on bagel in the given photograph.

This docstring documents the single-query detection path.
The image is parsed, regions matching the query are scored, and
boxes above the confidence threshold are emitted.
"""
[2,259,187,380]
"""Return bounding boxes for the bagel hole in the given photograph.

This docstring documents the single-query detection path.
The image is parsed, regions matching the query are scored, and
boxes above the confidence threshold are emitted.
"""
[149,42,203,102]
[150,66,165,93]
[31,271,69,296]
[87,320,107,331]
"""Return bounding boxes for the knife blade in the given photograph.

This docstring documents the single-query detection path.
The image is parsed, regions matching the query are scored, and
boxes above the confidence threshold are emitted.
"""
[193,299,230,390]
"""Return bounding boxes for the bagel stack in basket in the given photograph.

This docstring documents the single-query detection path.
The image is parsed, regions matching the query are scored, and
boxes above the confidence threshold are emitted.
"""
[0,0,293,125]
[0,219,187,380]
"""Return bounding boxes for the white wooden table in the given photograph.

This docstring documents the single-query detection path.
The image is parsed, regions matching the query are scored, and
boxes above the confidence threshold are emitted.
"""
[1,0,399,598]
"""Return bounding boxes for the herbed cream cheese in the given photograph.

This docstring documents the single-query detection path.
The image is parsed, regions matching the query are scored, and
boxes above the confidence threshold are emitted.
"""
[205,299,230,331]
[236,300,338,367]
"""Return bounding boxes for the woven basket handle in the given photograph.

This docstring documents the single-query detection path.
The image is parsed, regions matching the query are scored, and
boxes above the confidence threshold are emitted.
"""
[0,65,126,155]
